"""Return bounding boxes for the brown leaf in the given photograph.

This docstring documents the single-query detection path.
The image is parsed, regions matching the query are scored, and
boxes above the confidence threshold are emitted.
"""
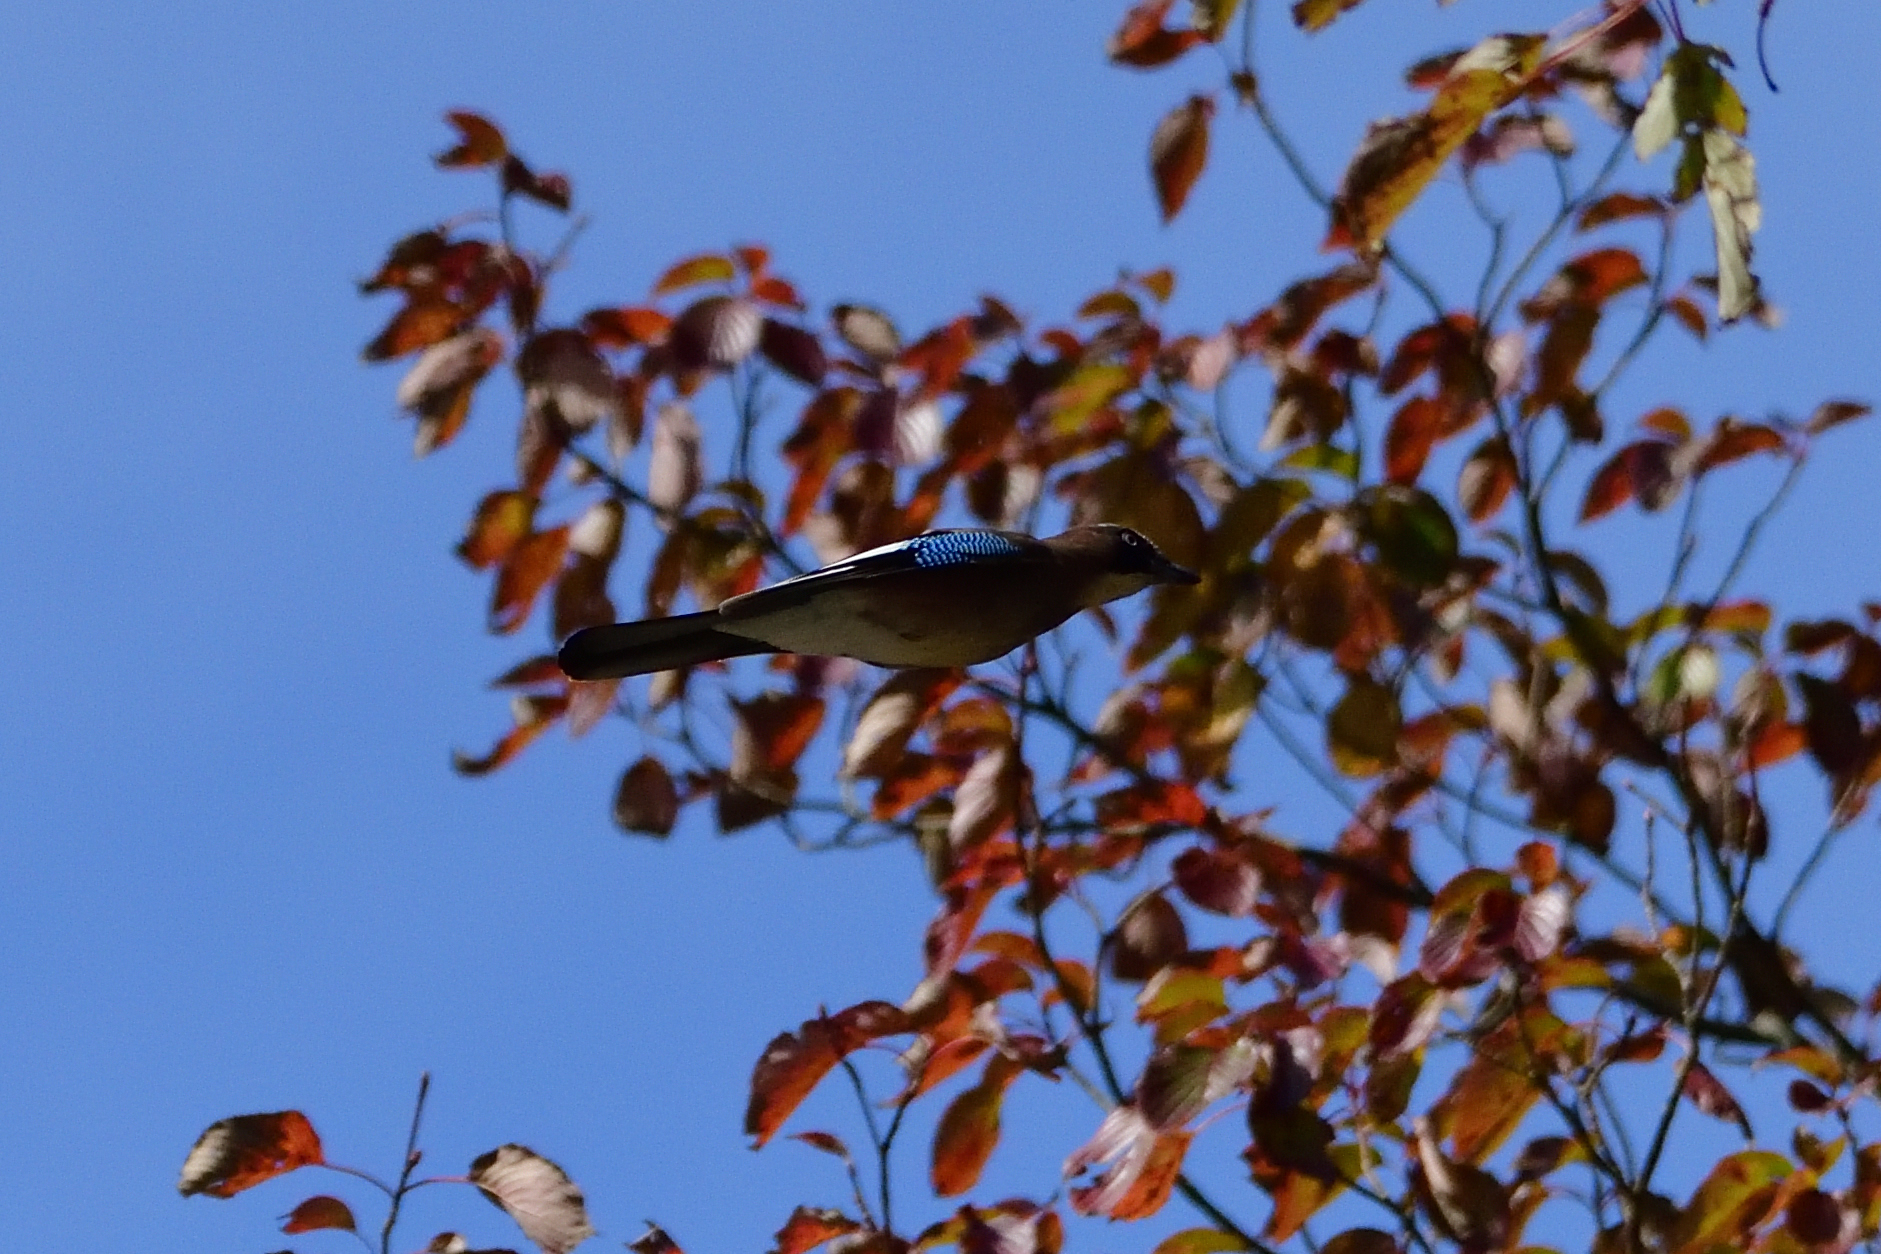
[491,525,570,634]
[435,110,507,168]
[1327,678,1402,778]
[931,1057,1021,1196]
[614,757,679,837]
[1329,35,1545,248]
[364,297,467,361]
[397,328,504,455]
[671,295,762,371]
[745,1003,913,1145]
[1110,891,1189,982]
[1150,95,1214,224]
[842,670,960,779]
[1457,435,1516,523]
[1108,0,1207,67]
[759,319,828,386]
[1171,846,1261,916]
[1805,399,1872,436]
[1576,191,1667,230]
[1292,0,1363,32]
[1682,1061,1754,1138]
[281,1195,356,1234]
[179,1111,324,1198]
[1382,396,1442,484]
[518,329,617,435]
[468,1145,595,1254]
[1693,418,1785,474]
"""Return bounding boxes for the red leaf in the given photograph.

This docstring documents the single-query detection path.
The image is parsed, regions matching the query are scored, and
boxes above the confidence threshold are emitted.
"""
[745,1003,913,1145]
[760,319,828,386]
[452,694,567,776]
[774,1207,862,1254]
[1109,0,1208,67]
[1575,192,1666,230]
[435,110,507,168]
[1171,846,1261,916]
[178,1111,324,1198]
[1457,435,1516,523]
[1383,396,1443,484]
[1694,418,1786,474]
[1682,1062,1754,1137]
[1150,96,1214,223]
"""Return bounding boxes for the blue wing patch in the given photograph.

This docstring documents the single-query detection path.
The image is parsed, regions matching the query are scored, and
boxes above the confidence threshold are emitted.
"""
[907,530,1031,568]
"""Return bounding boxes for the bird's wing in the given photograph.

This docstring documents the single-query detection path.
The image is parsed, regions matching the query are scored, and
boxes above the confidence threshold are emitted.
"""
[718,529,1051,618]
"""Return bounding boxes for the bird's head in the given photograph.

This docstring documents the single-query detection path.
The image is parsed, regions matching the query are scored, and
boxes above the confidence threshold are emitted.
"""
[1055,523,1201,608]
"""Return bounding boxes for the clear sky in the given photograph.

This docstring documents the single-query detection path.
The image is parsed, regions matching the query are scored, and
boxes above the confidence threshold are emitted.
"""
[4,4,1878,1253]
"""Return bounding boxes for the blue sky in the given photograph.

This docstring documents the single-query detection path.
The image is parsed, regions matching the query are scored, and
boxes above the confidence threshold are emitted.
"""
[4,4,1878,1252]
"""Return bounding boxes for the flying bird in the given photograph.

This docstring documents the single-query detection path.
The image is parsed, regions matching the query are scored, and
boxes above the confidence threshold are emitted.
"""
[557,524,1199,681]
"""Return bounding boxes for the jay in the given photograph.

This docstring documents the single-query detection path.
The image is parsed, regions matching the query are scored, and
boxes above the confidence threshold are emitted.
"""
[557,523,1199,681]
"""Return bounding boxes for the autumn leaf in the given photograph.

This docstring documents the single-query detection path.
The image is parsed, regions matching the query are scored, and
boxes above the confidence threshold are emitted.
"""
[468,1144,596,1254]
[1150,95,1214,223]
[435,110,507,168]
[178,1111,324,1198]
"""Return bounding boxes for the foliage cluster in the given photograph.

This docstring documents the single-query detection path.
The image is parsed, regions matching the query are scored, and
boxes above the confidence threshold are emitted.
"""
[182,3,1877,1253]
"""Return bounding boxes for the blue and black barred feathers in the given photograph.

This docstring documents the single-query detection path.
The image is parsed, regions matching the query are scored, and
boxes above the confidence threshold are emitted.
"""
[907,530,1029,568]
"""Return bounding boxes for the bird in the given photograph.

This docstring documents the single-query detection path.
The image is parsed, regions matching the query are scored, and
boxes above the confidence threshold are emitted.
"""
[557,523,1200,681]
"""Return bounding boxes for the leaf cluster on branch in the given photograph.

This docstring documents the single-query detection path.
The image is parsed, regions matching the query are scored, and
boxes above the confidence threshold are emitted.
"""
[184,2,1881,1253]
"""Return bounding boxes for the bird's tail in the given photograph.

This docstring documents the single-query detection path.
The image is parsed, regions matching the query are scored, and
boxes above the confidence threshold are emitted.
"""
[557,612,773,680]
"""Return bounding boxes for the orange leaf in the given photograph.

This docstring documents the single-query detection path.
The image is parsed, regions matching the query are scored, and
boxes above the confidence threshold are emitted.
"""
[651,253,736,296]
[435,110,507,168]
[1150,95,1214,223]
[490,525,569,634]
[931,1057,1021,1196]
[745,1003,913,1146]
[458,491,536,569]
[1747,721,1806,769]
[1329,35,1544,248]
[773,1207,862,1254]
[453,694,567,776]
[363,298,466,361]
[1694,418,1785,474]
[581,306,672,348]
[178,1112,324,1198]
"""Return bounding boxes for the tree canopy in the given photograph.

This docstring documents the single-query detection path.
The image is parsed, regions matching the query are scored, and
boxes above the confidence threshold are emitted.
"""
[180,3,1879,1253]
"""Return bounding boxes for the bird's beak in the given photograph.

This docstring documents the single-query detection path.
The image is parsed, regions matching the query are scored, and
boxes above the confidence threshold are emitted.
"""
[1154,553,1201,586]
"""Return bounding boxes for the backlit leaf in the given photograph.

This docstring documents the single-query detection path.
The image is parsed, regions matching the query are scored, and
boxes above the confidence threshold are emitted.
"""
[1293,0,1363,33]
[746,1003,913,1145]
[179,1111,324,1198]
[491,525,570,634]
[435,110,507,168]
[1150,95,1214,223]
[468,1144,595,1254]
[931,1057,1020,1196]
[651,253,736,296]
